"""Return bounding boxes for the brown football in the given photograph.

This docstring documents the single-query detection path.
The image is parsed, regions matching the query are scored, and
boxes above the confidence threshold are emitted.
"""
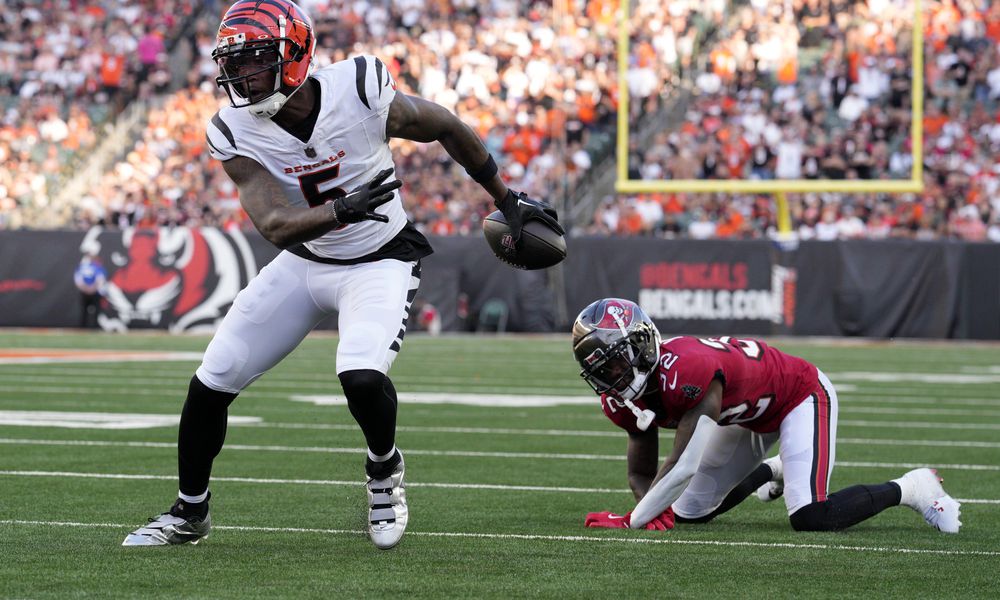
[482,210,567,270]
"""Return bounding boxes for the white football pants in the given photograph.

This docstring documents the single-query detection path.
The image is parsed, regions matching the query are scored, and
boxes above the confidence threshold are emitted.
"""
[672,370,839,518]
[196,251,420,394]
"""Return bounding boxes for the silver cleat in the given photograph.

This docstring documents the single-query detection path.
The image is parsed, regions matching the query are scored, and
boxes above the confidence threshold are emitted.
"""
[122,499,211,546]
[366,453,408,550]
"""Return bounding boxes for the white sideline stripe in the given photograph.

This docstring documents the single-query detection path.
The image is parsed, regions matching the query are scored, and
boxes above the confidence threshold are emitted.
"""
[0,352,202,365]
[829,371,1000,384]
[839,437,1000,449]
[242,419,1000,433]
[843,406,1000,418]
[0,519,994,557]
[840,395,1000,407]
[840,420,1000,431]
[0,470,622,493]
[232,422,1000,442]
[3,470,1000,501]
[294,395,1000,414]
[2,438,1000,472]
[293,393,595,407]
[0,411,259,429]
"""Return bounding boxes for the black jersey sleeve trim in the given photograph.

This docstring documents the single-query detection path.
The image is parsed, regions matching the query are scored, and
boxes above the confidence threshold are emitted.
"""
[354,56,371,109]
[375,57,384,97]
[205,132,224,155]
[211,112,237,150]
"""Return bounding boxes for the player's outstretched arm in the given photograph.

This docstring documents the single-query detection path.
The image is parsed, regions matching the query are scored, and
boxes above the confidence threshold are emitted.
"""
[629,381,723,528]
[626,428,659,502]
[387,93,505,201]
[223,156,400,248]
[386,93,563,242]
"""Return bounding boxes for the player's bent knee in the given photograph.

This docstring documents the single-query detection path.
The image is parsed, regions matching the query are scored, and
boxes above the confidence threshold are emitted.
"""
[188,374,238,407]
[196,330,251,393]
[789,501,834,532]
[339,369,387,400]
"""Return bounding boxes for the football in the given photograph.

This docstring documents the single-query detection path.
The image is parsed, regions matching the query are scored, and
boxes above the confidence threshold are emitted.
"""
[482,210,567,270]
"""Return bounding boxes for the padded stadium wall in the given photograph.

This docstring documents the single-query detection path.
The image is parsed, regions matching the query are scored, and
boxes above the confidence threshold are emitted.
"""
[0,230,997,339]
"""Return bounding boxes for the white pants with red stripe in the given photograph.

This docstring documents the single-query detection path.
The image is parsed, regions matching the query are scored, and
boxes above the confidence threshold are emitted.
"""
[672,370,839,519]
[195,251,420,394]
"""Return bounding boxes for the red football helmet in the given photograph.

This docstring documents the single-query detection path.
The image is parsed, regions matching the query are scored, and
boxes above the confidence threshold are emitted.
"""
[212,0,316,118]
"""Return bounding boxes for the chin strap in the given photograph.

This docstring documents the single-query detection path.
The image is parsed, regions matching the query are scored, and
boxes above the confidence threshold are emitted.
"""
[622,397,655,431]
[249,76,309,119]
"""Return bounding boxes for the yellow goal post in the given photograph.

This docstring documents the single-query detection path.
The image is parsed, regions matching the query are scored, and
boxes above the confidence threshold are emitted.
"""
[615,0,925,234]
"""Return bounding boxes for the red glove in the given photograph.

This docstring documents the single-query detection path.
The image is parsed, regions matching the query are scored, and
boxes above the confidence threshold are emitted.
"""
[584,508,675,530]
[642,507,676,530]
[584,511,630,528]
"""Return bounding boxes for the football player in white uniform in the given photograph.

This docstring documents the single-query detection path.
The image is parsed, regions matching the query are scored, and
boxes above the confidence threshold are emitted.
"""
[123,0,562,550]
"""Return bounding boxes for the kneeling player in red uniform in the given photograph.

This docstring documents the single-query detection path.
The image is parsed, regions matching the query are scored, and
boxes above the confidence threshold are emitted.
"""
[573,298,962,534]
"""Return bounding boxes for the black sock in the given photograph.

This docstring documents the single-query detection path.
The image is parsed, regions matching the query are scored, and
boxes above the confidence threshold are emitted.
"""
[339,369,398,459]
[790,482,902,531]
[675,462,775,524]
[178,375,238,497]
[366,450,402,479]
[171,493,211,519]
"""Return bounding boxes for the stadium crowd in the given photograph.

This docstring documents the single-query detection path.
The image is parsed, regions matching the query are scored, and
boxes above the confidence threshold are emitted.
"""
[0,0,197,229]
[2,0,999,242]
[597,0,1000,241]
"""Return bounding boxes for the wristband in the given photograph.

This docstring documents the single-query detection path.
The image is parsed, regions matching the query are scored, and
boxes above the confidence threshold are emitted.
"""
[466,154,498,184]
[326,200,341,228]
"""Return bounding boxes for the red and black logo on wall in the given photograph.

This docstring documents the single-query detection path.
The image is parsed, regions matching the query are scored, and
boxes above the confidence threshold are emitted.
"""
[79,227,257,332]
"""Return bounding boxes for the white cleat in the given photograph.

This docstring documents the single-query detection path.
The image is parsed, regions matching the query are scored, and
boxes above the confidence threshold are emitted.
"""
[756,456,784,503]
[366,453,408,550]
[122,499,211,546]
[893,468,962,534]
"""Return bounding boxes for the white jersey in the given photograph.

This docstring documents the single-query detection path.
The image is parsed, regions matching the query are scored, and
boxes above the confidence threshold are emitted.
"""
[206,55,403,260]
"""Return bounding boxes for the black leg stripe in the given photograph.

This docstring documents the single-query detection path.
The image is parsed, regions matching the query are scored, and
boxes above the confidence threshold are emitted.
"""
[389,341,400,353]
[354,56,370,109]
[406,288,418,303]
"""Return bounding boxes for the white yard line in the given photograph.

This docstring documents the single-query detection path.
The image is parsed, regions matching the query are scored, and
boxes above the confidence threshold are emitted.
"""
[0,519,996,556]
[828,372,1000,384]
[840,420,1000,430]
[233,422,1000,444]
[3,438,1000,470]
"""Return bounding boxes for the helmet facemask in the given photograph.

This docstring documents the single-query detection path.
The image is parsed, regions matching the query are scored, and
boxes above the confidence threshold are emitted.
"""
[215,40,283,107]
[212,7,314,119]
[579,325,660,402]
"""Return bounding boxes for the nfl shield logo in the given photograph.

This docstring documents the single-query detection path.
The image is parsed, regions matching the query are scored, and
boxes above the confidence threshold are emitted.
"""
[500,233,516,253]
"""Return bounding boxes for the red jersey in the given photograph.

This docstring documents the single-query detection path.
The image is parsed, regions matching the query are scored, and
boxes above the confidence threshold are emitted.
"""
[602,336,818,434]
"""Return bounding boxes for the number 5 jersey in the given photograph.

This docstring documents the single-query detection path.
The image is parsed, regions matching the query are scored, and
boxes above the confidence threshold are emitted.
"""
[206,55,419,261]
[602,336,819,434]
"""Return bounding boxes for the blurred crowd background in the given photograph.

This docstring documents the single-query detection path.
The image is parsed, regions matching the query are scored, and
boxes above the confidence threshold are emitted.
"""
[1,0,999,241]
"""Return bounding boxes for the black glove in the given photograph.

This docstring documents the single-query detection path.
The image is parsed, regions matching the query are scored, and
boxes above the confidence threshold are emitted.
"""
[331,168,402,224]
[495,189,565,245]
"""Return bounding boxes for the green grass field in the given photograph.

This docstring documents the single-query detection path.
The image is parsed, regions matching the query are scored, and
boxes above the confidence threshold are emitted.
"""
[1,330,998,598]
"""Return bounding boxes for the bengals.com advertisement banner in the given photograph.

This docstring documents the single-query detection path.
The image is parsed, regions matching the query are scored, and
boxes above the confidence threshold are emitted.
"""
[0,230,997,338]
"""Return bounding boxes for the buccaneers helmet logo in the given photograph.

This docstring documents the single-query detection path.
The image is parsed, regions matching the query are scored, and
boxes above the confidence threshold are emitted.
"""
[594,300,634,330]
